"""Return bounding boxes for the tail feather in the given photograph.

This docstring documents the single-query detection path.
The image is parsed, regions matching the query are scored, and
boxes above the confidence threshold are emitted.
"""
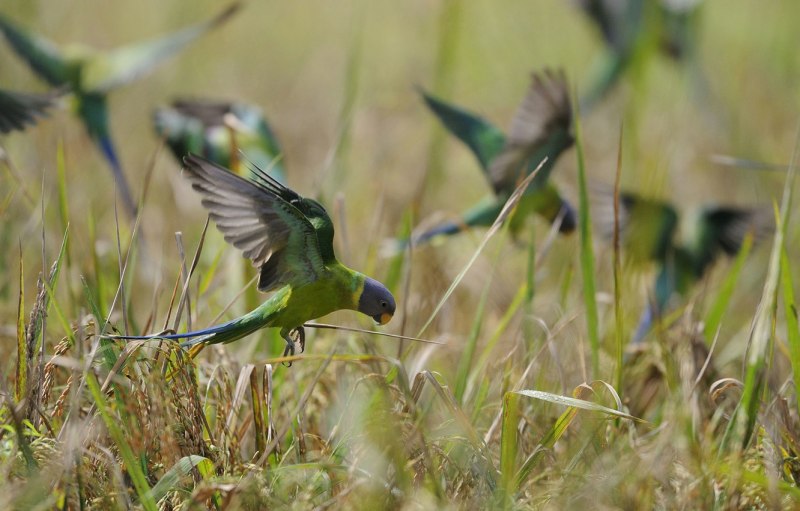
[109,304,275,349]
[413,221,464,245]
[97,135,138,218]
[631,303,656,345]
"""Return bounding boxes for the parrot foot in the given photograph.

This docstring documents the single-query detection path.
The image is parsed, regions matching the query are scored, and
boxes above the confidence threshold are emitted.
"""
[281,326,305,366]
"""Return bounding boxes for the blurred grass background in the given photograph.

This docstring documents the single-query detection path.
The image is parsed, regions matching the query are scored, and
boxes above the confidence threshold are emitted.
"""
[3,0,796,366]
[2,0,800,507]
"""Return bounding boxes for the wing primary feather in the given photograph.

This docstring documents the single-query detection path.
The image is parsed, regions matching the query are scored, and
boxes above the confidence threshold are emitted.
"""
[241,153,299,202]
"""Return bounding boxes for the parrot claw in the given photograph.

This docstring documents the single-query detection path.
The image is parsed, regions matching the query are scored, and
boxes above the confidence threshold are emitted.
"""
[281,327,305,367]
[294,327,306,354]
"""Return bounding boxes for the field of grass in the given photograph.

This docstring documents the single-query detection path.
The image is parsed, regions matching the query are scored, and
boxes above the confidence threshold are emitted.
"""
[2,0,800,508]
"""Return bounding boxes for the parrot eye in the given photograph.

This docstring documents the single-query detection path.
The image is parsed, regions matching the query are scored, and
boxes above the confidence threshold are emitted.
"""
[380,300,388,308]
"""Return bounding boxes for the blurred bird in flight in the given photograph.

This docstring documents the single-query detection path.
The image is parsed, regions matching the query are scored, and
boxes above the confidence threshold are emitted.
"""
[409,69,576,247]
[0,3,241,217]
[154,98,286,182]
[114,155,395,359]
[593,187,771,344]
[0,87,62,134]
[575,0,705,110]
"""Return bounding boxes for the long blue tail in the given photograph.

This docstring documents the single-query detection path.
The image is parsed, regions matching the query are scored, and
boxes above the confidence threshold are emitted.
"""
[110,302,279,348]
[413,221,464,245]
[97,135,138,218]
[631,302,658,345]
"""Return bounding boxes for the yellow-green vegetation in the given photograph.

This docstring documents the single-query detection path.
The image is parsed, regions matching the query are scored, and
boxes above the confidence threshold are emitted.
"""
[2,0,800,508]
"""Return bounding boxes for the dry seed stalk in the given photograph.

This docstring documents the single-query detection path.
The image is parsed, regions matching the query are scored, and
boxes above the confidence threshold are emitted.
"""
[42,335,73,409]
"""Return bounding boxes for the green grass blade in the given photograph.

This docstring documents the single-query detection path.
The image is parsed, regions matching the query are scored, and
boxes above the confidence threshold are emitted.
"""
[383,210,413,294]
[15,246,25,403]
[733,124,799,448]
[148,455,212,503]
[499,391,520,502]
[511,389,642,422]
[703,233,753,345]
[514,406,577,490]
[572,97,600,377]
[454,268,491,404]
[780,242,800,417]
[612,125,624,391]
[87,209,106,319]
[55,141,71,269]
[777,126,800,417]
[733,210,786,448]
[85,372,156,511]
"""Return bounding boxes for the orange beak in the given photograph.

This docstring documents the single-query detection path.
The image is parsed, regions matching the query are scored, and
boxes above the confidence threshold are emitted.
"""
[378,312,393,325]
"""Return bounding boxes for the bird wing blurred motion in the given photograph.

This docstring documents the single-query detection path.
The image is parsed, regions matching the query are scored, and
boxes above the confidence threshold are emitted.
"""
[419,88,506,175]
[0,14,69,86]
[592,185,679,264]
[488,69,572,194]
[575,0,641,54]
[413,73,576,244]
[691,206,773,272]
[82,2,241,93]
[181,154,325,291]
[0,88,61,134]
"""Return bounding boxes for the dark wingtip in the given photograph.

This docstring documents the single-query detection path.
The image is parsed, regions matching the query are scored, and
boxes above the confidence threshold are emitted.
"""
[557,202,578,234]
[182,153,202,166]
[212,2,243,27]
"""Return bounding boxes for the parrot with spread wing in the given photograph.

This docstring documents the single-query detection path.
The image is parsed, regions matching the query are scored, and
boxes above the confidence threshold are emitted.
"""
[410,68,576,246]
[115,154,395,358]
[593,188,771,344]
[0,3,240,216]
[154,98,286,183]
[575,0,704,110]
[0,87,62,134]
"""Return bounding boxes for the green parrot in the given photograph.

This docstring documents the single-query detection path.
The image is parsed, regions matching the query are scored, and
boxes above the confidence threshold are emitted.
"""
[575,0,704,110]
[411,69,576,246]
[593,188,771,343]
[0,87,61,134]
[0,3,240,217]
[153,98,286,183]
[116,154,395,358]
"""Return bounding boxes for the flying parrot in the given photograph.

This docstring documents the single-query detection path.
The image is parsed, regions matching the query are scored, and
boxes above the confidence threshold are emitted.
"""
[410,68,576,246]
[154,98,286,183]
[575,0,705,110]
[0,3,240,217]
[115,154,395,359]
[0,87,61,134]
[593,188,771,344]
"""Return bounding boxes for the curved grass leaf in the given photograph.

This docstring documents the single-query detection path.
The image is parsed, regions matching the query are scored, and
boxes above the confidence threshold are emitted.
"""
[572,97,600,377]
[149,455,212,503]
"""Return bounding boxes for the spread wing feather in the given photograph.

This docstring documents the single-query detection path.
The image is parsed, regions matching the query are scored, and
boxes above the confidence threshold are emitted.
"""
[83,3,240,93]
[181,154,324,290]
[488,69,572,193]
[0,14,69,87]
[0,88,60,133]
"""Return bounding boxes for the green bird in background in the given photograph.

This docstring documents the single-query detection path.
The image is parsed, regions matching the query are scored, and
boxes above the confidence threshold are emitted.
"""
[593,188,771,344]
[575,0,704,110]
[412,69,576,246]
[0,3,240,217]
[154,98,286,183]
[0,87,61,134]
[116,154,395,359]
